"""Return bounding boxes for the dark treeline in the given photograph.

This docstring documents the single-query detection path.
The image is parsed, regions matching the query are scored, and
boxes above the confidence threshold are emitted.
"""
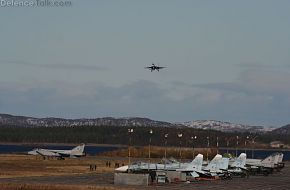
[0,125,288,148]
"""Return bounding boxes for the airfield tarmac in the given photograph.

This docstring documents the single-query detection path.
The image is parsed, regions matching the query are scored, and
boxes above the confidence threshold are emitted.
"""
[0,154,289,190]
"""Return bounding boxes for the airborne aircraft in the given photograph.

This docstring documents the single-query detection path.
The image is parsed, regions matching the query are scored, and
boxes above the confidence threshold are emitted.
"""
[145,63,166,72]
[28,144,85,159]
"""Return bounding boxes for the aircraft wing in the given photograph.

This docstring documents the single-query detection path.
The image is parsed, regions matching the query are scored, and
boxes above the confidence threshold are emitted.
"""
[176,168,198,172]
[55,152,72,157]
[239,166,248,171]
[195,170,212,177]
[36,149,61,157]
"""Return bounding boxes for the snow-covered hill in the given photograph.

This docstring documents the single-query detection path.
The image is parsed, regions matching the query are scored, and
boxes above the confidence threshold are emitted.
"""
[179,120,275,133]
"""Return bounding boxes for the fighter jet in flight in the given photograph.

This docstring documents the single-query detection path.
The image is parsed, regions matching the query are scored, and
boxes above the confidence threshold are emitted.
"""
[145,63,166,72]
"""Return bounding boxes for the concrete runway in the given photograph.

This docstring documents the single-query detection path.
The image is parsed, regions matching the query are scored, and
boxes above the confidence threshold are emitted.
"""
[1,163,289,190]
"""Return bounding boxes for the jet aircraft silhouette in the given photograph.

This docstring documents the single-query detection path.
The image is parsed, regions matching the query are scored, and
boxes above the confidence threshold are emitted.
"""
[145,63,166,72]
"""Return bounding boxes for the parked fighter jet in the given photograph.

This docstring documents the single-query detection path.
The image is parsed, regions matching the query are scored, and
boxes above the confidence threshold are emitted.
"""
[203,154,223,173]
[175,154,204,178]
[246,152,283,175]
[195,154,232,179]
[176,154,203,171]
[115,154,203,173]
[246,153,278,168]
[228,153,248,177]
[276,152,285,170]
[229,153,247,170]
[28,144,85,159]
[145,63,166,72]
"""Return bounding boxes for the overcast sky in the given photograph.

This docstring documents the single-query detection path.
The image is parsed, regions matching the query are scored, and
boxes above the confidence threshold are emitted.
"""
[1,0,290,126]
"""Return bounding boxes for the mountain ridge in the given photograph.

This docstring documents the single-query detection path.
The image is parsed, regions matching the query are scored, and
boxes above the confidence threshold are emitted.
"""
[0,113,279,133]
[0,113,178,128]
[272,124,290,135]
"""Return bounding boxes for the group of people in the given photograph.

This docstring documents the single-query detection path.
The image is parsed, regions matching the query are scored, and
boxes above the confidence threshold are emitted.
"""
[89,164,97,171]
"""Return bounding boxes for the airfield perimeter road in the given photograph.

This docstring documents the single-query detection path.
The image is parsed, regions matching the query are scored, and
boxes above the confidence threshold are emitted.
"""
[1,163,290,190]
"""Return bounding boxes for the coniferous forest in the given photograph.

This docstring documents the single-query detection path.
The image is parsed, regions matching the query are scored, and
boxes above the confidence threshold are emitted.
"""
[0,125,289,148]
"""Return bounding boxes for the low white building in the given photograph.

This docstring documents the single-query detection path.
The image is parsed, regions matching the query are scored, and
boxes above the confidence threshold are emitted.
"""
[270,141,284,148]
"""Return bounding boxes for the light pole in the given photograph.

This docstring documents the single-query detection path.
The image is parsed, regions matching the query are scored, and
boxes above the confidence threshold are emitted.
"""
[216,136,219,154]
[164,133,168,170]
[148,129,153,171]
[206,136,209,163]
[226,138,230,154]
[251,136,258,159]
[245,136,249,155]
[178,133,183,167]
[191,136,197,159]
[128,128,134,173]
[236,136,239,158]
[164,133,168,159]
[149,130,153,160]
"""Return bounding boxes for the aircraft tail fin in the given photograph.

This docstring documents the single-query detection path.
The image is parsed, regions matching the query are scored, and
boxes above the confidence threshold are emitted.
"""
[261,154,275,168]
[271,152,284,164]
[218,157,229,170]
[187,154,203,171]
[71,144,85,155]
[278,153,284,163]
[205,154,222,171]
[231,153,247,168]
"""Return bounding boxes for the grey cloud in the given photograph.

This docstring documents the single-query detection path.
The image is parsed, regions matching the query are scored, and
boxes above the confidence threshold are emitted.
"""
[236,62,276,68]
[191,69,290,96]
[0,60,107,71]
[0,80,169,118]
[239,69,290,95]
[167,70,290,125]
[1,75,290,126]
[191,82,244,94]
[236,62,290,70]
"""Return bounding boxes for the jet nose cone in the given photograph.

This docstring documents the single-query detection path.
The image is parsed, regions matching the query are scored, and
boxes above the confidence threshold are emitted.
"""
[28,150,37,155]
[115,165,128,172]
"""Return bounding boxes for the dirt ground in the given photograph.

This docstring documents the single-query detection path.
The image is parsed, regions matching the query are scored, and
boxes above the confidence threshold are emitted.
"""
[0,154,289,190]
[0,154,116,178]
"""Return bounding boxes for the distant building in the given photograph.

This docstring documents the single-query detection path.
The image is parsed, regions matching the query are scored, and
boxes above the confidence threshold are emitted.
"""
[270,141,284,148]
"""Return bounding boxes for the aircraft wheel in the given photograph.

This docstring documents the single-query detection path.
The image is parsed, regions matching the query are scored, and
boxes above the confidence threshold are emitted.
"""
[263,171,269,176]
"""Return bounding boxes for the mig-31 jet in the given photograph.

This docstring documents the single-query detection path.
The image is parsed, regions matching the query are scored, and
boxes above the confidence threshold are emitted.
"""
[145,63,166,72]
[28,144,85,159]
